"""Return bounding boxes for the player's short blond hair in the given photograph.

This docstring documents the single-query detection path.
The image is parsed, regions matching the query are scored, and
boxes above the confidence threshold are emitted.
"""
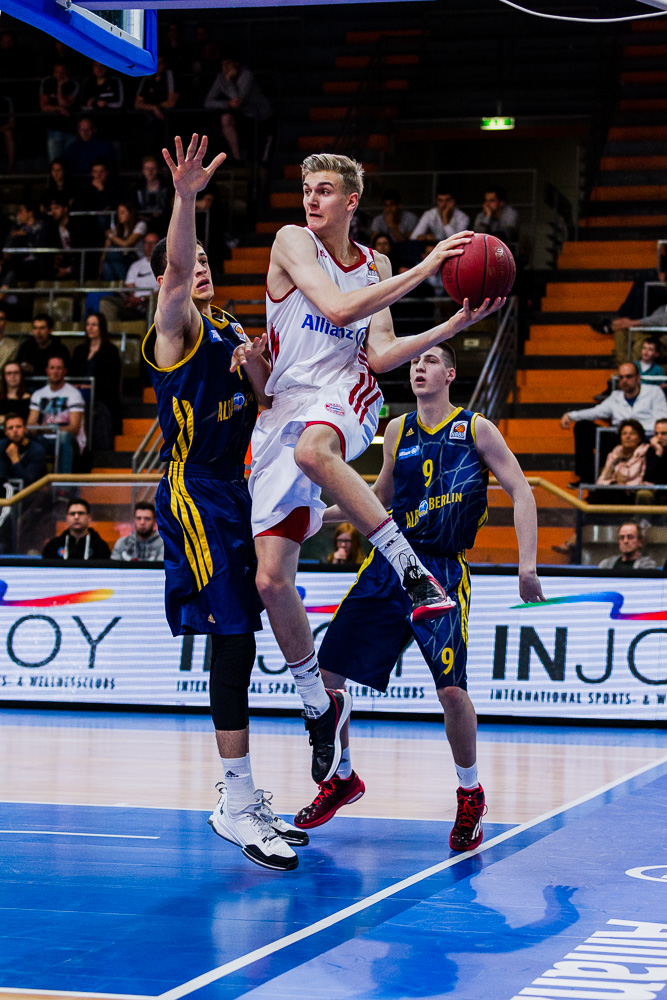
[301,153,365,198]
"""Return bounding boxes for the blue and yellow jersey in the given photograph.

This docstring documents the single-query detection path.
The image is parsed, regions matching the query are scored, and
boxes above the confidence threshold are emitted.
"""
[391,407,488,556]
[142,307,257,474]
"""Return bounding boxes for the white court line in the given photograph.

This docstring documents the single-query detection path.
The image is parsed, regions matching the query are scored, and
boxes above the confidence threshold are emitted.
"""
[2,750,667,1000]
[0,830,159,839]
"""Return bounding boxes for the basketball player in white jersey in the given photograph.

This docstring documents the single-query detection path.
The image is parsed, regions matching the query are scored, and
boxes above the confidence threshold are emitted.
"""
[235,153,504,785]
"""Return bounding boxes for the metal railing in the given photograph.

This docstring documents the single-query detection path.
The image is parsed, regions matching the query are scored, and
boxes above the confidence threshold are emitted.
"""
[0,284,156,330]
[467,296,518,422]
[132,416,163,474]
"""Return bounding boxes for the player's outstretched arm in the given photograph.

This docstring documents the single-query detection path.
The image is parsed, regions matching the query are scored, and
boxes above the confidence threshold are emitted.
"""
[474,416,545,604]
[321,418,400,523]
[271,226,472,329]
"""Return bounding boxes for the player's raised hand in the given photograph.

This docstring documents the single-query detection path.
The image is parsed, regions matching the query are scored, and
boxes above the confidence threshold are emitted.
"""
[162,135,227,198]
[230,331,268,373]
[420,231,473,276]
[447,295,506,334]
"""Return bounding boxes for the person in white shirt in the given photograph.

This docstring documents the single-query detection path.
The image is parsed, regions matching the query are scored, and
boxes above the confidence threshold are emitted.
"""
[560,362,667,486]
[411,189,470,243]
[473,186,519,251]
[100,231,160,322]
[27,356,86,472]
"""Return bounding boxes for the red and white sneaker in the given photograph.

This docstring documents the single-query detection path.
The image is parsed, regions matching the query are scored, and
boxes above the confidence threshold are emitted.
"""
[293,771,366,829]
[403,562,455,623]
[449,784,486,851]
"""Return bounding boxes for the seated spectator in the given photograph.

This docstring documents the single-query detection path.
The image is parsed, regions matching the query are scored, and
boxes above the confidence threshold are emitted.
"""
[0,201,48,288]
[411,188,470,243]
[17,314,70,376]
[65,116,115,176]
[560,362,667,487]
[45,198,82,281]
[111,502,164,561]
[592,260,667,355]
[75,159,118,244]
[39,59,79,163]
[473,186,519,250]
[81,61,124,113]
[27,356,86,472]
[370,189,418,244]
[327,522,364,566]
[590,419,648,504]
[42,498,110,560]
[40,159,75,213]
[598,521,656,570]
[0,412,47,485]
[0,94,15,173]
[371,233,402,275]
[636,417,667,505]
[0,307,17,371]
[100,202,146,281]
[134,56,179,147]
[100,231,160,322]
[204,55,274,165]
[0,362,30,425]
[70,311,122,447]
[136,155,170,232]
[636,337,665,382]
[600,304,667,367]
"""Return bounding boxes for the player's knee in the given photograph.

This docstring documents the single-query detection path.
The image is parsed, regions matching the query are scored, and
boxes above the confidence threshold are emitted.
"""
[209,633,255,731]
[255,563,290,604]
[437,685,465,714]
[294,427,338,479]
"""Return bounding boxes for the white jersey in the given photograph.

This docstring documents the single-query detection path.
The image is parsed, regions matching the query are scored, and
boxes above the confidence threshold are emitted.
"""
[265,227,380,403]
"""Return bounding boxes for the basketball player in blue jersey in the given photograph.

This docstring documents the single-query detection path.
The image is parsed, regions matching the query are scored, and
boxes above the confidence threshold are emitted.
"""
[293,341,545,850]
[142,134,308,872]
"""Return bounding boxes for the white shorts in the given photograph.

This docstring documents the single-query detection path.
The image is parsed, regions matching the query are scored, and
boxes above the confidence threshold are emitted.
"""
[249,382,382,540]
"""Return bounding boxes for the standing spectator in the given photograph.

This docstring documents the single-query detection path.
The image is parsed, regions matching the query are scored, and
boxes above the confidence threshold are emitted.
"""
[0,412,47,485]
[370,189,418,244]
[40,160,75,213]
[591,418,649,504]
[204,56,274,165]
[134,57,179,149]
[42,498,110,560]
[111,502,164,561]
[0,95,15,173]
[81,61,124,113]
[101,231,160,322]
[327,522,364,566]
[70,312,122,447]
[411,188,470,242]
[45,198,81,281]
[598,522,656,570]
[136,155,170,232]
[65,116,115,175]
[16,314,70,376]
[0,308,17,371]
[27,356,86,472]
[100,202,147,280]
[0,362,31,425]
[39,59,79,162]
[473,186,519,250]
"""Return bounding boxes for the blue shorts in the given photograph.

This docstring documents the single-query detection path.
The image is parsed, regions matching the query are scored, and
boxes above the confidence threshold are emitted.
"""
[317,548,470,691]
[155,462,263,637]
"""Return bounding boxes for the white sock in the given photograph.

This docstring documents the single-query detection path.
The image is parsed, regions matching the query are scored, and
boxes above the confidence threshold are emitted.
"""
[287,650,330,718]
[336,746,352,780]
[221,753,256,817]
[367,517,428,584]
[456,762,479,790]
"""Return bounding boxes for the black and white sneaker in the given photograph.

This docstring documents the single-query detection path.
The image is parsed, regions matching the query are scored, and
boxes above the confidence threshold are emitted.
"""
[208,786,298,872]
[403,560,455,623]
[254,789,309,846]
[303,689,352,784]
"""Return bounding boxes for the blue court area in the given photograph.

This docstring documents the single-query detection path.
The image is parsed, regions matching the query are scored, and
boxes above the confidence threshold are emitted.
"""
[2,713,667,999]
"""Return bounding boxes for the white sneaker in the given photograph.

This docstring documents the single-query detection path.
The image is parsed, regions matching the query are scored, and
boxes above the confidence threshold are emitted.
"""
[208,785,298,872]
[254,789,309,846]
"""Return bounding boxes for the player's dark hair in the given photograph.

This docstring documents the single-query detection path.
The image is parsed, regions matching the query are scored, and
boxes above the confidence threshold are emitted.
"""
[68,498,90,514]
[33,313,54,330]
[134,501,156,516]
[434,342,457,369]
[150,237,205,279]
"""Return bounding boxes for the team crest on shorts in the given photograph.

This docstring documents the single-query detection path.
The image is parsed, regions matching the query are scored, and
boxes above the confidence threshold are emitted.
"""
[233,392,245,411]
[449,420,468,440]
[325,402,345,416]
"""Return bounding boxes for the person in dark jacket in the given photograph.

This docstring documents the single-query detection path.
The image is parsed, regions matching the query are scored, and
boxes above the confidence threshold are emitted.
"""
[0,413,47,485]
[70,311,122,448]
[42,497,111,559]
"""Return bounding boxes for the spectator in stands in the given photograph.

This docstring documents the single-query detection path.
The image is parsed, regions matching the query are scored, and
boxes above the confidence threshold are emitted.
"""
[70,311,122,447]
[81,60,124,113]
[162,22,189,79]
[598,522,656,570]
[136,155,170,233]
[0,412,47,485]
[599,304,667,367]
[40,160,75,213]
[191,24,221,101]
[27,355,86,472]
[101,231,160,322]
[411,188,470,243]
[204,55,274,165]
[592,337,665,403]
[370,189,418,245]
[42,498,110,560]
[327,522,364,566]
[0,95,15,173]
[0,201,48,287]
[17,314,70,376]
[45,198,81,281]
[65,116,115,175]
[637,417,667,505]
[134,56,179,149]
[100,202,147,281]
[473,186,519,250]
[111,502,164,561]
[560,362,667,487]
[590,418,649,504]
[76,159,119,251]
[0,362,30,425]
[371,234,402,275]
[0,309,17,371]
[39,59,79,163]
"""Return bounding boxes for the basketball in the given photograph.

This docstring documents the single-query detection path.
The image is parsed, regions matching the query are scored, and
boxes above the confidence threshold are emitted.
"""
[440,233,516,308]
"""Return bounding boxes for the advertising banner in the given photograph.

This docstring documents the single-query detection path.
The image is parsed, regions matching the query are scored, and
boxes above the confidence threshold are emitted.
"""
[0,565,665,720]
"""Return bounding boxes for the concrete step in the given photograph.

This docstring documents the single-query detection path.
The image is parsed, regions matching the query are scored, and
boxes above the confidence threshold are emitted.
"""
[525,325,613,357]
[558,240,657,270]
[541,281,633,312]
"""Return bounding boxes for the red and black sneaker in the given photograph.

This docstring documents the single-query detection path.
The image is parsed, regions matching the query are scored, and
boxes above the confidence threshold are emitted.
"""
[402,561,455,623]
[293,771,365,829]
[449,784,486,851]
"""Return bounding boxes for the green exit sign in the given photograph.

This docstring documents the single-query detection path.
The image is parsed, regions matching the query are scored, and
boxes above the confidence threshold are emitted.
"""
[480,116,516,131]
[378,405,389,418]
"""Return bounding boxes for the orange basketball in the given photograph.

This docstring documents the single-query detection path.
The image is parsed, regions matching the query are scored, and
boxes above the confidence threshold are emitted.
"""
[441,233,515,308]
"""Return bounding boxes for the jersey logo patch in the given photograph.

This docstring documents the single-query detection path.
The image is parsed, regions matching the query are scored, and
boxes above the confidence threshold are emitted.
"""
[397,445,419,459]
[233,392,245,411]
[449,420,468,441]
[208,327,223,342]
[418,499,429,517]
[232,322,245,341]
[405,428,414,436]
[325,402,345,416]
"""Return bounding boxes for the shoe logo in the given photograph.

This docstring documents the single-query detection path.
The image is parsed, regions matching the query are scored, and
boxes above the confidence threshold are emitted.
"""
[471,819,482,839]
